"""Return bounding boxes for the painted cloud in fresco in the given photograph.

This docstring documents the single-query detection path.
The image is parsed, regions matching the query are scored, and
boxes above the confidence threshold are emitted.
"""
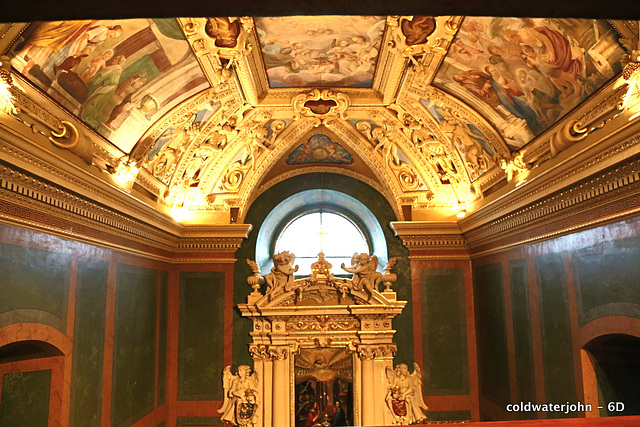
[255,16,385,88]
[9,19,209,153]
[433,17,625,150]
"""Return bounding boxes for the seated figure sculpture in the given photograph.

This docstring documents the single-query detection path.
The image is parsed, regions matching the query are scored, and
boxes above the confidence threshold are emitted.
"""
[264,251,299,295]
[341,253,382,300]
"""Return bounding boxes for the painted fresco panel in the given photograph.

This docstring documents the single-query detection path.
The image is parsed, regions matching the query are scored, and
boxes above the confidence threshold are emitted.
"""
[9,19,209,153]
[286,134,353,165]
[433,18,625,150]
[421,99,495,180]
[255,16,385,88]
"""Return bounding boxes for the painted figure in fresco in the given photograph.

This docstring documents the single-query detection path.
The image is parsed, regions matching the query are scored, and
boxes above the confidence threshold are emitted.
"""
[514,25,585,99]
[341,253,382,301]
[264,251,299,294]
[81,54,126,129]
[452,70,499,106]
[385,363,428,425]
[484,64,540,133]
[438,110,493,178]
[16,21,122,75]
[220,365,259,426]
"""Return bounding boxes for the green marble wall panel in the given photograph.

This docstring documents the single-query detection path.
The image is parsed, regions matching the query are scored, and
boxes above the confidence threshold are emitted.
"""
[235,173,411,365]
[0,369,51,426]
[420,268,469,395]
[509,259,536,415]
[536,254,577,417]
[178,271,225,401]
[158,271,168,406]
[70,258,108,427]
[573,238,640,325]
[0,242,70,332]
[475,263,510,406]
[112,264,157,427]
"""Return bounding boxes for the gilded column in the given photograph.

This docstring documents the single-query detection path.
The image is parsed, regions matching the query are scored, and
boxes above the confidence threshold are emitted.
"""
[250,344,273,427]
[269,345,291,427]
[358,345,375,426]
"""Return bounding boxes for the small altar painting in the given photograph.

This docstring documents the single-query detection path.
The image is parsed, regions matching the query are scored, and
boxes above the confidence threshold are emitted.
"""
[255,16,385,88]
[287,134,354,165]
[295,348,353,427]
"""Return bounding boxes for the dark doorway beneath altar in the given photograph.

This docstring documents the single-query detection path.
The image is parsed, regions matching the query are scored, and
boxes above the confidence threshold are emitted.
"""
[294,347,353,426]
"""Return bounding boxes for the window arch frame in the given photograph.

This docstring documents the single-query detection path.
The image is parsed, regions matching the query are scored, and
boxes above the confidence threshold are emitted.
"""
[255,189,388,277]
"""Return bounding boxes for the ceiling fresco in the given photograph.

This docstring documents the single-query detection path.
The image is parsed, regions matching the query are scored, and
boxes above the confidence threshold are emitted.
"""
[8,19,209,152]
[0,15,635,222]
[255,16,385,88]
[432,17,626,150]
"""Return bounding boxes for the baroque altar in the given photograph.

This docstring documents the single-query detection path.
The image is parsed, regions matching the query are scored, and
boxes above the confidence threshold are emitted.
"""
[222,252,427,426]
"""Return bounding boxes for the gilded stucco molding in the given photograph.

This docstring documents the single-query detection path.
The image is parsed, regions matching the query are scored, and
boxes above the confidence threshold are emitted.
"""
[390,221,468,251]
[465,155,640,256]
[386,16,461,94]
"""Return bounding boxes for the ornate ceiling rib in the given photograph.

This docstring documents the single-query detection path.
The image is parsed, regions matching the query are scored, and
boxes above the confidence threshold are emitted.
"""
[0,16,638,224]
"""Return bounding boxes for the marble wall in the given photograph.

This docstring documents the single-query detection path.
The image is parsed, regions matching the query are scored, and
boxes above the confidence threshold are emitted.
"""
[0,224,234,427]
[473,217,640,421]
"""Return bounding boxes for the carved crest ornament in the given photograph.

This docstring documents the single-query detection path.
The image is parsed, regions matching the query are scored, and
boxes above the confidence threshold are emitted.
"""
[222,252,427,426]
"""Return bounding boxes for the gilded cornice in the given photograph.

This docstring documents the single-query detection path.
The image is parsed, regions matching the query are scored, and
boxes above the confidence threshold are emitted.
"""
[465,155,640,257]
[390,221,469,255]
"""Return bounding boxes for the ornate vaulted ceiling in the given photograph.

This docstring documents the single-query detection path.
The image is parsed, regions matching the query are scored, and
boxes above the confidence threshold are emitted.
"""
[0,16,637,224]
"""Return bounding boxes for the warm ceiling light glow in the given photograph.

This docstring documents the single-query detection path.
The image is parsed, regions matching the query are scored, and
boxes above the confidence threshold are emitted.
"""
[112,160,140,190]
[456,210,466,218]
[0,56,15,114]
[170,207,189,223]
[622,62,640,120]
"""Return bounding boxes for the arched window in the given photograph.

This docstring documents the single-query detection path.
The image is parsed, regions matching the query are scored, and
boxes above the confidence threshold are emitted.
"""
[255,189,388,277]
[274,211,370,275]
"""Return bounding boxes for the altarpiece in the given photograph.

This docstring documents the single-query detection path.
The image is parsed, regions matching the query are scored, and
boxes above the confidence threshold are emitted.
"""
[221,252,427,426]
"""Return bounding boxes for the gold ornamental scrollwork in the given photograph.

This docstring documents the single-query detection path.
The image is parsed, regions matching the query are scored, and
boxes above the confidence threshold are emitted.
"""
[249,344,272,360]
[49,120,79,149]
[268,346,290,360]
[292,89,350,126]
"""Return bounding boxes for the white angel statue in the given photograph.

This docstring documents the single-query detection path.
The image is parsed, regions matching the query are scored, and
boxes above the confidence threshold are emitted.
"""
[385,363,429,424]
[219,365,259,426]
[341,253,382,300]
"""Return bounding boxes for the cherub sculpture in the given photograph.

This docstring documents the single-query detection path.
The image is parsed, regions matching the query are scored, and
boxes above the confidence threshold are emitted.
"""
[385,363,428,425]
[341,253,382,300]
[219,365,259,426]
[264,251,299,295]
